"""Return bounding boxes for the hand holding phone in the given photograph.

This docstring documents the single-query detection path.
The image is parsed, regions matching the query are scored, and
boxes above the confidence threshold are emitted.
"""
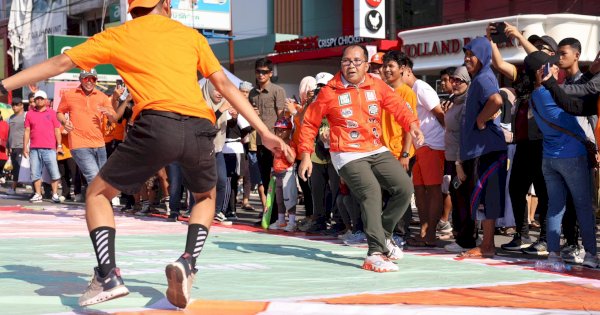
[490,22,510,44]
[543,63,551,77]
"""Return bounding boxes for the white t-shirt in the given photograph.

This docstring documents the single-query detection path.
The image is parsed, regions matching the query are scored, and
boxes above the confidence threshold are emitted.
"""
[331,147,389,172]
[222,113,250,154]
[412,79,445,150]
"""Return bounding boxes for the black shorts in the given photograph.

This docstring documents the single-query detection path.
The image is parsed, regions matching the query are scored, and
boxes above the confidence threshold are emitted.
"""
[99,110,218,195]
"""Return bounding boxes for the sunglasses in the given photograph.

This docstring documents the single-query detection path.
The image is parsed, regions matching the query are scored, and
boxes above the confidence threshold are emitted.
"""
[81,77,97,83]
[450,77,466,84]
[255,69,271,75]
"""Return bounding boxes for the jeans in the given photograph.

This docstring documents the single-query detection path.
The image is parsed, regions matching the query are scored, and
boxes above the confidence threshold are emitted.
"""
[167,162,183,216]
[71,147,107,184]
[30,148,61,181]
[542,156,597,255]
[215,152,227,214]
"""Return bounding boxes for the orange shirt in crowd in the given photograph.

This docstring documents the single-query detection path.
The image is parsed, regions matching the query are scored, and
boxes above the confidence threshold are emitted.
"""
[103,116,127,143]
[273,141,297,173]
[58,87,116,150]
[381,84,418,159]
[64,15,222,123]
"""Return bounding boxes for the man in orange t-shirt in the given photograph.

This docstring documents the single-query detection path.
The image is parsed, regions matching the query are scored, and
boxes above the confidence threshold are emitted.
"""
[57,69,117,187]
[0,0,286,308]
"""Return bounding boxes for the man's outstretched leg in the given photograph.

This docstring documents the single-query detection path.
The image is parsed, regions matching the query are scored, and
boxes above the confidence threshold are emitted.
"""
[79,176,129,306]
[166,187,216,308]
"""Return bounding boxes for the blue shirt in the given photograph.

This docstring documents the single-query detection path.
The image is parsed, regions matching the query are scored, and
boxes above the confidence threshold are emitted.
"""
[531,86,586,158]
[460,37,507,161]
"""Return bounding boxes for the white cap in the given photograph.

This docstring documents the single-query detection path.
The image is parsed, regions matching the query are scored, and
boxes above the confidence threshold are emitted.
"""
[33,90,48,100]
[315,72,334,85]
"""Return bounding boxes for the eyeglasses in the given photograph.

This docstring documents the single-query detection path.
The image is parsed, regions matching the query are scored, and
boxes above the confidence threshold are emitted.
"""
[450,77,466,84]
[255,69,271,75]
[341,59,366,67]
[81,77,97,83]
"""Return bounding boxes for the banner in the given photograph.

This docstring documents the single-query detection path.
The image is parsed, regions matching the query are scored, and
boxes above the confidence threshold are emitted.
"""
[52,81,80,110]
[23,0,67,68]
[171,0,231,30]
[9,0,67,70]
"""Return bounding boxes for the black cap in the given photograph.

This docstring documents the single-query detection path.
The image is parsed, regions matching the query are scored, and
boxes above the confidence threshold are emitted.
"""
[524,51,560,74]
[11,97,22,105]
[528,35,558,53]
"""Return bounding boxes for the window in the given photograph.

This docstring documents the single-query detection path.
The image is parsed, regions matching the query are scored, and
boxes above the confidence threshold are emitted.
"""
[395,0,442,31]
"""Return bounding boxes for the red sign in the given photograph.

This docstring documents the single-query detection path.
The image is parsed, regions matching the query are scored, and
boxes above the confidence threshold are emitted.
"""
[366,0,382,8]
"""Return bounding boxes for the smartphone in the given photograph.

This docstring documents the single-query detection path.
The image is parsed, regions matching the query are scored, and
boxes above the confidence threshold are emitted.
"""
[119,87,129,101]
[543,62,551,77]
[116,79,123,88]
[490,22,510,44]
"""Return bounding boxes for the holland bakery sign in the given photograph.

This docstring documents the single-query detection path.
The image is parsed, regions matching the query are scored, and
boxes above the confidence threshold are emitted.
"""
[403,36,518,58]
[355,0,386,39]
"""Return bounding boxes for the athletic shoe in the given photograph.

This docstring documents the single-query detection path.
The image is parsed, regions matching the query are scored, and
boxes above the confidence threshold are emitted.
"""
[522,240,548,256]
[500,233,533,252]
[6,188,16,195]
[304,221,328,234]
[225,212,238,220]
[362,253,399,272]
[444,242,467,253]
[436,220,453,234]
[298,219,314,232]
[562,245,585,264]
[30,193,43,203]
[385,238,404,260]
[284,221,297,232]
[337,230,353,240]
[74,194,84,202]
[78,267,129,306]
[135,201,151,216]
[165,253,197,308]
[391,234,406,247]
[343,231,367,245]
[268,220,287,230]
[214,211,228,222]
[51,194,62,203]
[111,196,121,206]
[582,253,600,268]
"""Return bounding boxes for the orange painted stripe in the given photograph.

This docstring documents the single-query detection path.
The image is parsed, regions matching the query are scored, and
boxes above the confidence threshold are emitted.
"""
[115,300,269,315]
[313,282,600,311]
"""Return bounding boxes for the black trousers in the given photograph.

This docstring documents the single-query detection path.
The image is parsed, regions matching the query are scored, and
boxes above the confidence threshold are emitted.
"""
[509,141,548,240]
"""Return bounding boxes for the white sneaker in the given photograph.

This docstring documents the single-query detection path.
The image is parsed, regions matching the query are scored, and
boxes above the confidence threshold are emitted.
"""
[111,197,121,206]
[51,194,62,203]
[6,188,16,195]
[268,220,286,230]
[74,194,84,202]
[444,242,466,253]
[343,231,367,245]
[582,253,599,268]
[562,245,585,264]
[362,253,399,272]
[30,193,43,203]
[284,222,297,232]
[386,239,404,260]
[337,230,353,240]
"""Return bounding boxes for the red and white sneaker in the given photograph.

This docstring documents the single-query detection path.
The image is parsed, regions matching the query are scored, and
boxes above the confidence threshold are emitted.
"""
[362,253,399,272]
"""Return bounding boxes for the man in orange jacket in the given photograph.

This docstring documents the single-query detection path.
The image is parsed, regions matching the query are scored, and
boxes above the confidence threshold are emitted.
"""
[298,45,424,272]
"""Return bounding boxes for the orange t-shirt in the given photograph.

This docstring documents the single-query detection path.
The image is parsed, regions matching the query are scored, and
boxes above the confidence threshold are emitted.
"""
[273,141,296,173]
[381,84,418,159]
[103,116,127,143]
[58,87,116,150]
[64,14,222,123]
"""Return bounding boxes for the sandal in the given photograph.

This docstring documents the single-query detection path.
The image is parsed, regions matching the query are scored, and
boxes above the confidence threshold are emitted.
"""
[457,247,496,259]
[406,238,436,248]
[241,204,255,211]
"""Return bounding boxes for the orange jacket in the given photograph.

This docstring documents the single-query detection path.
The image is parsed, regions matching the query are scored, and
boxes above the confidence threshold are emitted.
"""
[298,72,418,155]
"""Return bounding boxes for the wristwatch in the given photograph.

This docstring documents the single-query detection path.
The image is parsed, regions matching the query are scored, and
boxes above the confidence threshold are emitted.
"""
[401,152,409,158]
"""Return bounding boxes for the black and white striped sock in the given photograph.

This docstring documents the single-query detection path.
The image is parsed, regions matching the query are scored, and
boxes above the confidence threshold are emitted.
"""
[90,226,116,278]
[184,224,209,268]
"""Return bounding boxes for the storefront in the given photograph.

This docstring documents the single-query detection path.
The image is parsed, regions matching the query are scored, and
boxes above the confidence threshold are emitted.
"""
[398,13,600,75]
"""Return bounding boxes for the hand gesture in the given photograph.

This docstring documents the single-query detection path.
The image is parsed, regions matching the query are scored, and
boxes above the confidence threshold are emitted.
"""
[399,157,410,171]
[63,120,74,132]
[285,98,297,114]
[441,99,453,112]
[410,124,425,146]
[485,23,495,41]
[298,155,313,181]
[113,85,125,99]
[503,22,522,42]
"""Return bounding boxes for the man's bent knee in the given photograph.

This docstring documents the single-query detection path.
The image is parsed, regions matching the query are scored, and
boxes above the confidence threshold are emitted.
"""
[86,176,121,201]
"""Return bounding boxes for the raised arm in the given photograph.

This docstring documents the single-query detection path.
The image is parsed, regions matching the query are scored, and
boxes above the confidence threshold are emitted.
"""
[1,54,75,94]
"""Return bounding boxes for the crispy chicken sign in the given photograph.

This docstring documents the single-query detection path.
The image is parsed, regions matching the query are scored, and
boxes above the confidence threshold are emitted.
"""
[354,0,386,39]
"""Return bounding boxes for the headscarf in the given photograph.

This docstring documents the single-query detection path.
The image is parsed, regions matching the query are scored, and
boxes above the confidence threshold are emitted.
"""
[239,81,253,92]
[202,80,228,152]
[298,76,317,105]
